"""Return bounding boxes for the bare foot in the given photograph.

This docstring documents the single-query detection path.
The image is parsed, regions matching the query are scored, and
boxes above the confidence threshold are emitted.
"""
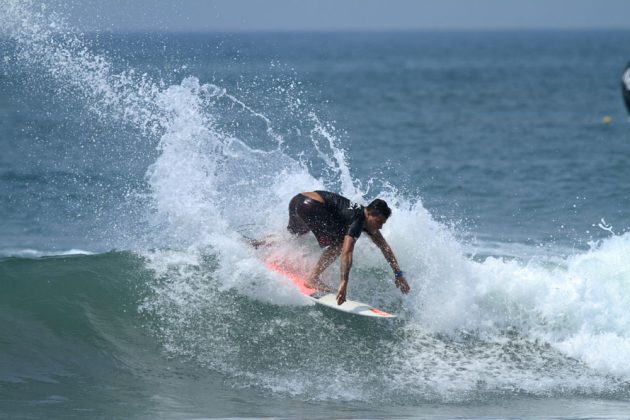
[243,234,278,249]
[247,238,268,249]
[305,280,332,293]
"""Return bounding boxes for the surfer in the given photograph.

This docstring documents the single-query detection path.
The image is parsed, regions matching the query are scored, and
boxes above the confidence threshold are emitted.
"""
[286,191,410,305]
[622,62,630,116]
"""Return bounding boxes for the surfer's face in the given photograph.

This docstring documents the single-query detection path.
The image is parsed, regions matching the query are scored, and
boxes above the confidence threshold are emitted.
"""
[365,213,387,232]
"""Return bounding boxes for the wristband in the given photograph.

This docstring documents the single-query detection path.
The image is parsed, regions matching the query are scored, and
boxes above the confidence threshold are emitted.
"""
[394,270,404,278]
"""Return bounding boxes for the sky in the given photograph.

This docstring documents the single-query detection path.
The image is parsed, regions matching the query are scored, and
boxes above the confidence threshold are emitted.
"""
[67,0,630,32]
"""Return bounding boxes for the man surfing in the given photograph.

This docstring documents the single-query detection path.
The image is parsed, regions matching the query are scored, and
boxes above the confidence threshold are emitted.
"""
[286,191,410,305]
[622,62,630,116]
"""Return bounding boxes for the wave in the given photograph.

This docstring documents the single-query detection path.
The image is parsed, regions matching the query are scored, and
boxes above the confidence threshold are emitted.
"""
[137,230,630,402]
[2,244,630,404]
[0,252,150,384]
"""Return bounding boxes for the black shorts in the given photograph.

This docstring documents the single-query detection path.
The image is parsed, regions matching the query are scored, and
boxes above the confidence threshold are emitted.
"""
[287,194,346,247]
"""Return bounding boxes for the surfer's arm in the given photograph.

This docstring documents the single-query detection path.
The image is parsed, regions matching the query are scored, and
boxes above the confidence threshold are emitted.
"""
[369,230,410,294]
[336,235,356,305]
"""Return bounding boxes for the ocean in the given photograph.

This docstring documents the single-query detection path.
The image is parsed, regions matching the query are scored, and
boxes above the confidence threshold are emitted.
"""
[2,1,630,419]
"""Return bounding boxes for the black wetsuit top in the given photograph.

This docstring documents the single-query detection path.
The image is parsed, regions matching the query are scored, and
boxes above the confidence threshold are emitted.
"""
[314,191,366,239]
[287,191,367,247]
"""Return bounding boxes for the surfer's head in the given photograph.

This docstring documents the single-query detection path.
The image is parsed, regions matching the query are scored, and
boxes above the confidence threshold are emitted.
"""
[364,199,391,231]
[366,198,391,219]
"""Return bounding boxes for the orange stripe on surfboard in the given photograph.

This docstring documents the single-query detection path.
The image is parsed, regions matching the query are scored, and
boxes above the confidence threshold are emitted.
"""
[368,308,392,316]
[265,262,318,296]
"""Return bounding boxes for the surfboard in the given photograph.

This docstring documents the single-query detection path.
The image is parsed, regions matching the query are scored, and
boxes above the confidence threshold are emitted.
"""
[265,261,397,318]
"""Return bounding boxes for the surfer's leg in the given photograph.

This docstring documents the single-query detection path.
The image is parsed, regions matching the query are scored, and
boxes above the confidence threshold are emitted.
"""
[305,243,342,291]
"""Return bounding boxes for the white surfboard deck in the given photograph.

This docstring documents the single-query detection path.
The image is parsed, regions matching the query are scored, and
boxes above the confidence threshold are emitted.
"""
[306,292,396,318]
[265,261,396,318]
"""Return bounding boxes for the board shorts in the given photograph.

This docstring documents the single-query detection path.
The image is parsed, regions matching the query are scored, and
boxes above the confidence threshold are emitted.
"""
[287,193,347,248]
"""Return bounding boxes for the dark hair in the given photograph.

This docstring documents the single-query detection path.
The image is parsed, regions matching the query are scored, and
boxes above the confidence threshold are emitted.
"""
[366,198,391,219]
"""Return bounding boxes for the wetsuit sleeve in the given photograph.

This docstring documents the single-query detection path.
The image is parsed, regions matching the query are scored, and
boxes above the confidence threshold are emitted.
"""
[347,217,363,239]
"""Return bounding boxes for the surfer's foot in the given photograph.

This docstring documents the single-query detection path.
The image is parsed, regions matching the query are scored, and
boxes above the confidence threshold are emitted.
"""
[244,235,277,249]
[247,238,267,249]
[305,280,331,293]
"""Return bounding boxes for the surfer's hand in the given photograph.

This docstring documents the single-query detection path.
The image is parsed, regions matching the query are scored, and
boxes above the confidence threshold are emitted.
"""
[395,276,410,294]
[336,280,348,305]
